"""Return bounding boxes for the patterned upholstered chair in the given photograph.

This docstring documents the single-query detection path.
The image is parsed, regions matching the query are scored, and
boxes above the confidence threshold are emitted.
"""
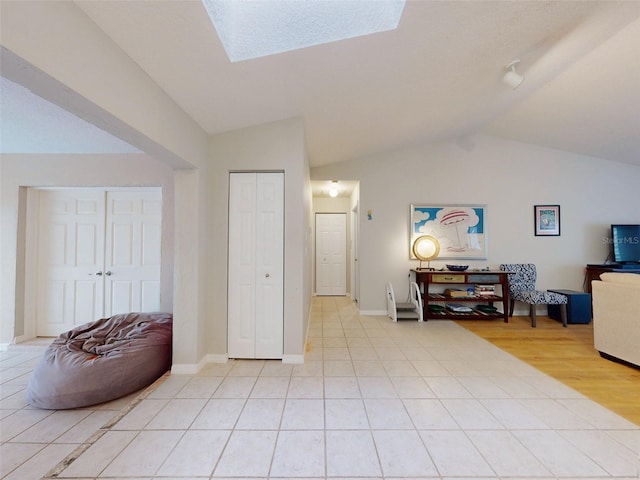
[499,264,567,327]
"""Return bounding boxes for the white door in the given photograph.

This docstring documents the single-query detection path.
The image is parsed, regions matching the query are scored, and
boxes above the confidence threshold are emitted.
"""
[104,191,162,316]
[228,173,284,359]
[316,213,347,296]
[36,190,106,336]
[35,188,162,336]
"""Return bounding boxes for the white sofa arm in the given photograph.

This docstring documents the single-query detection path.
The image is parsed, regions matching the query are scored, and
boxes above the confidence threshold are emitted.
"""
[592,273,640,367]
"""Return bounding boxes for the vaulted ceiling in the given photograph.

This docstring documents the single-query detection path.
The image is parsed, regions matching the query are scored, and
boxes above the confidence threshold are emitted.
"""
[2,1,639,167]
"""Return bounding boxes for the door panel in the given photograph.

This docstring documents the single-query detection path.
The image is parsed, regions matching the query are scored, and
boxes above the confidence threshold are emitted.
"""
[36,190,105,335]
[141,281,161,312]
[104,191,162,316]
[228,172,283,359]
[35,188,161,337]
[255,173,284,358]
[316,213,347,296]
[228,173,258,359]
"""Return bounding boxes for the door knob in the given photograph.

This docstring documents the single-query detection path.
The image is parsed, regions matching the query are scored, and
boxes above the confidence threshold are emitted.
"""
[265,273,270,278]
[105,271,112,276]
[91,271,103,276]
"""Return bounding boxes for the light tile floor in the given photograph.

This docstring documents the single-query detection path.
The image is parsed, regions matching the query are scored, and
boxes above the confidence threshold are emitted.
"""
[1,296,639,479]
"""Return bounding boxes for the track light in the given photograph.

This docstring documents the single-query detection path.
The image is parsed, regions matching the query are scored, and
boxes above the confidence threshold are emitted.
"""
[503,60,524,89]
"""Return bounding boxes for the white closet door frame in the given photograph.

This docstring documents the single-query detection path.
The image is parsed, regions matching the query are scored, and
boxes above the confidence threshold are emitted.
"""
[228,172,284,359]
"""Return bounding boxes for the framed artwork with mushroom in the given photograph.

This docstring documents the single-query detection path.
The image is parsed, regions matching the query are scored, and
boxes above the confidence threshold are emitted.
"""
[410,204,488,260]
[534,205,560,236]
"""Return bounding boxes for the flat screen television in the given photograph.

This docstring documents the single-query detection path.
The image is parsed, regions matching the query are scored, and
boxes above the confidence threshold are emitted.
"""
[611,224,640,264]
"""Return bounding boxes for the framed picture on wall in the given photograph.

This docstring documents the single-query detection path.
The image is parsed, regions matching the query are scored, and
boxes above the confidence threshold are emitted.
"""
[410,204,488,259]
[534,205,561,236]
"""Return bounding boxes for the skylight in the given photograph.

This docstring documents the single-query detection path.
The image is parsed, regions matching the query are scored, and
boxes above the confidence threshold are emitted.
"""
[202,0,406,62]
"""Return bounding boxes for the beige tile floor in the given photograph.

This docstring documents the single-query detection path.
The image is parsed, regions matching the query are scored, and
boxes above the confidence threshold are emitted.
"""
[1,296,639,479]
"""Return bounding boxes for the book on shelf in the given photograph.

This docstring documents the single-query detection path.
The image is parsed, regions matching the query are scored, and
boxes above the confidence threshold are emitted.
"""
[474,285,495,296]
[444,288,468,298]
[446,303,474,313]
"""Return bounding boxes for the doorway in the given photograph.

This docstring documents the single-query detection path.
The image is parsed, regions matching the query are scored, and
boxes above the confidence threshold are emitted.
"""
[315,213,347,296]
[227,172,284,359]
[26,188,162,336]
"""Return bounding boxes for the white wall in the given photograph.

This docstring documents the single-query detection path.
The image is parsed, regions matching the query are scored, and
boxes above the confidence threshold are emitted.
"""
[311,135,640,313]
[0,126,314,366]
[207,118,312,362]
[1,1,211,365]
[0,153,175,344]
[0,2,208,169]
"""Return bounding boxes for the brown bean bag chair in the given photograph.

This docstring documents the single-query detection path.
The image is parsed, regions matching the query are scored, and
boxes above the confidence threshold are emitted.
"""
[26,312,172,409]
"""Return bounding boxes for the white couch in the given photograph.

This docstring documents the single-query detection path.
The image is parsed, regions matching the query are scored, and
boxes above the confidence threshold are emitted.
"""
[592,272,640,367]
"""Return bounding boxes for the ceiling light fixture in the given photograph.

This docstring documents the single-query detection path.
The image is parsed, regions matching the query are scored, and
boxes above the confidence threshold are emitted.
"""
[329,180,339,198]
[503,60,524,90]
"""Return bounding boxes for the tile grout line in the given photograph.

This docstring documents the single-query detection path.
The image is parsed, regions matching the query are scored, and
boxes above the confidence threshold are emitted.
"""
[20,297,638,479]
[41,371,170,479]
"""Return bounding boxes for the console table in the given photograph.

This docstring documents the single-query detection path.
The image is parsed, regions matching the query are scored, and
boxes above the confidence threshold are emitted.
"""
[585,264,640,293]
[411,269,511,322]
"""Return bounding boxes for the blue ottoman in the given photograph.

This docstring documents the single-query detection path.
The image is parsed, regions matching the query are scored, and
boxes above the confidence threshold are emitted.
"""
[548,289,591,324]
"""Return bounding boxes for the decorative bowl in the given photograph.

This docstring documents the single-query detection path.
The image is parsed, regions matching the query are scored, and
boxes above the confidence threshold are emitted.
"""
[446,264,469,271]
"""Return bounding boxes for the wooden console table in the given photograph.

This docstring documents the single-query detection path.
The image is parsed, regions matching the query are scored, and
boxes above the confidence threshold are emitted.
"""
[411,269,511,322]
[585,264,640,293]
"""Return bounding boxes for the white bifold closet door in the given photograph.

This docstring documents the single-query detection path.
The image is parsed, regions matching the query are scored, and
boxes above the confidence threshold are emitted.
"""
[228,172,284,359]
[35,189,162,336]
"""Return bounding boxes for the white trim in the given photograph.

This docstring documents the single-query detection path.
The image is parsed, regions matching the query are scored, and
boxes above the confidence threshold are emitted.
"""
[171,353,229,374]
[0,343,9,352]
[23,187,39,341]
[206,354,229,364]
[12,334,31,345]
[172,355,207,374]
[171,363,200,374]
[359,310,387,316]
[282,354,305,364]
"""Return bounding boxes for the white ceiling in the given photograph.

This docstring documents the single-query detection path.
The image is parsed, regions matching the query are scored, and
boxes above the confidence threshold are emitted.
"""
[2,1,639,168]
[0,76,140,154]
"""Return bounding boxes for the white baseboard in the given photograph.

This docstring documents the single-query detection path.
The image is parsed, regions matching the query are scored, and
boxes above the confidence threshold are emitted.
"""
[13,334,30,344]
[359,310,387,316]
[282,354,304,364]
[170,363,200,374]
[172,353,228,374]
[0,343,9,352]
[206,354,229,364]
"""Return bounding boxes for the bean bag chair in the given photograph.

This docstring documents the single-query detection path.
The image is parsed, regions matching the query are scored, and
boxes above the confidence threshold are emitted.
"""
[26,312,172,410]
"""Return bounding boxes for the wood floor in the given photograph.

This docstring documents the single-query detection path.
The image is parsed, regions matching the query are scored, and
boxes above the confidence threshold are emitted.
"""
[458,315,640,426]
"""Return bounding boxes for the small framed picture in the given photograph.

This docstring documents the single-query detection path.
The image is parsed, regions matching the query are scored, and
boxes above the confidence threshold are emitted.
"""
[534,205,561,236]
